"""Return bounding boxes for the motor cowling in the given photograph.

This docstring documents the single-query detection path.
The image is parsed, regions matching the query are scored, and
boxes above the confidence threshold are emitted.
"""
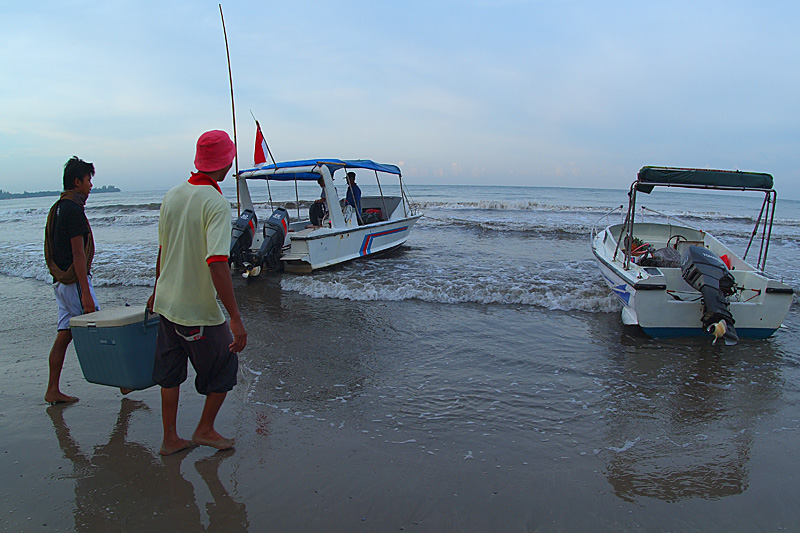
[230,209,257,267]
[680,245,738,345]
[253,208,289,271]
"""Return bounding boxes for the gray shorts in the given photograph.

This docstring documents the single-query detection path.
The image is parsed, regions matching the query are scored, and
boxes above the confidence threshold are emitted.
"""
[54,277,99,331]
[152,316,238,395]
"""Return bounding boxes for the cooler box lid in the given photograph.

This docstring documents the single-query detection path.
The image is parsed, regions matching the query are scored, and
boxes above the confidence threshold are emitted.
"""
[70,307,157,328]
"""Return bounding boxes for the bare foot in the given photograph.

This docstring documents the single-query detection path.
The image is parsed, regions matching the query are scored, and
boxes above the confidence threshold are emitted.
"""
[192,431,235,451]
[45,392,79,405]
[120,388,134,395]
[160,438,198,456]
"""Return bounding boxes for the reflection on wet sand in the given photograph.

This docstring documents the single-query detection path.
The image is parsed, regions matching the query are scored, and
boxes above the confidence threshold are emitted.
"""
[47,399,248,531]
[195,453,248,532]
[600,337,782,503]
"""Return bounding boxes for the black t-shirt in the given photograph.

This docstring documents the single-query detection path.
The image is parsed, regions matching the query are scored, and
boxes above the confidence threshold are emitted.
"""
[51,199,89,271]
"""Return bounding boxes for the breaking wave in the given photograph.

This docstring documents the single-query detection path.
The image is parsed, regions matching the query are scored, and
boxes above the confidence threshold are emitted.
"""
[414,200,800,225]
[280,260,620,313]
[0,241,156,287]
[88,202,162,213]
[421,215,590,238]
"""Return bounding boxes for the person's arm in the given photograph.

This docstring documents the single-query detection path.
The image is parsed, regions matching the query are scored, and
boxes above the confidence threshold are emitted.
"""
[70,235,95,313]
[208,261,247,353]
[146,247,161,312]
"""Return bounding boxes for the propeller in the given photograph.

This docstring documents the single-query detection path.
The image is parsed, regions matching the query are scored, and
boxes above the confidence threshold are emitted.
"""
[709,320,738,346]
[241,264,262,279]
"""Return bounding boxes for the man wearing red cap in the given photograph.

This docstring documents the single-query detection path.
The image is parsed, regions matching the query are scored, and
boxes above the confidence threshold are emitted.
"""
[147,130,247,455]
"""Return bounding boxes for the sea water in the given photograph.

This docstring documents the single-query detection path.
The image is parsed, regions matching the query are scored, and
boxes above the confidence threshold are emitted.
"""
[3,180,800,515]
[5,182,798,302]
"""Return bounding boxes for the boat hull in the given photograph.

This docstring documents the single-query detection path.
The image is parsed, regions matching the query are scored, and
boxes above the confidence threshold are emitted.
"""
[592,222,793,339]
[281,216,421,272]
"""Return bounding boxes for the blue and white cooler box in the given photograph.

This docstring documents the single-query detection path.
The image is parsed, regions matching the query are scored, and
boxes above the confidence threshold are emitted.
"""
[70,306,159,390]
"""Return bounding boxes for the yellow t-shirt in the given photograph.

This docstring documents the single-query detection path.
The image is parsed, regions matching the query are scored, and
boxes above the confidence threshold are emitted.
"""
[153,176,231,326]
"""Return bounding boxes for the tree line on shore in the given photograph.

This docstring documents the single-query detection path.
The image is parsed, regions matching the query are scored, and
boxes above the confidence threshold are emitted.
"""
[0,185,120,199]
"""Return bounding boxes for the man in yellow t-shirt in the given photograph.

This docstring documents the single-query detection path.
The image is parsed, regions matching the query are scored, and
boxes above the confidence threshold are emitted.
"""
[147,130,247,456]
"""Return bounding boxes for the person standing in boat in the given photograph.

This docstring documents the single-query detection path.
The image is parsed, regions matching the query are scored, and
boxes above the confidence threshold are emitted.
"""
[344,171,362,224]
[43,156,100,405]
[309,176,328,226]
[147,130,247,455]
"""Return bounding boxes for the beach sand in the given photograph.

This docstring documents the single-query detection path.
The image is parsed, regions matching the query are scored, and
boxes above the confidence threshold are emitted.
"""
[3,273,800,531]
[4,276,578,531]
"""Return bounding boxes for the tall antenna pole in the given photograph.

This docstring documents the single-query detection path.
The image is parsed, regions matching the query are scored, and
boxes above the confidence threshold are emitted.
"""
[219,4,240,215]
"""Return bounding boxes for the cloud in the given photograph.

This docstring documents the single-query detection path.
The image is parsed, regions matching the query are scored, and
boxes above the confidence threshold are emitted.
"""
[1,1,799,198]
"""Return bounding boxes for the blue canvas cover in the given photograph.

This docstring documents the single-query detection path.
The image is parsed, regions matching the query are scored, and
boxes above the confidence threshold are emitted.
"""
[637,166,774,193]
[239,159,402,181]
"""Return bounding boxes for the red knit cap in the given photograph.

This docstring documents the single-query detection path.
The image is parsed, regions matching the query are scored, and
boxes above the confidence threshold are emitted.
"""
[194,130,236,172]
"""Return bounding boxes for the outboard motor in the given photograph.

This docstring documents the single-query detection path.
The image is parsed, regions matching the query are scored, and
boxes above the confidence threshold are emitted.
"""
[230,209,257,268]
[252,207,290,272]
[680,245,739,345]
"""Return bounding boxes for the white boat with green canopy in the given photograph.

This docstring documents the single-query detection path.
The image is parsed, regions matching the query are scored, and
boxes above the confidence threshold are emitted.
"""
[229,158,421,274]
[591,166,793,344]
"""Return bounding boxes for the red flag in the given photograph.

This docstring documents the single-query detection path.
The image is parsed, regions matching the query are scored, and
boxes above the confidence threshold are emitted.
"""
[254,121,269,165]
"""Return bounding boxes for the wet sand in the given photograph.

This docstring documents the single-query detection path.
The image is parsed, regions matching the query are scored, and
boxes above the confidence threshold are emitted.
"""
[3,273,800,531]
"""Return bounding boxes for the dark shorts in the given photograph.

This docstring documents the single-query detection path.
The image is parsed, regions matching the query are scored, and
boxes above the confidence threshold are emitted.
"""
[153,316,238,395]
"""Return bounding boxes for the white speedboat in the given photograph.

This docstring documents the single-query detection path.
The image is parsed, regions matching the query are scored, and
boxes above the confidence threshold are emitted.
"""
[230,158,421,273]
[591,166,793,344]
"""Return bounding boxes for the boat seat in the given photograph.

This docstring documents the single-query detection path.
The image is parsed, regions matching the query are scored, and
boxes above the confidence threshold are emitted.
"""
[674,240,705,253]
[361,209,383,224]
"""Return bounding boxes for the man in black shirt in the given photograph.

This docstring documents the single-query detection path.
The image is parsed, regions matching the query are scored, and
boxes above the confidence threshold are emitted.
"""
[344,172,362,224]
[309,176,328,227]
[43,157,99,404]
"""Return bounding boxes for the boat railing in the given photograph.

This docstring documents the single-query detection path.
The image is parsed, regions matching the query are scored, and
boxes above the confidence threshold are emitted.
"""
[402,189,419,217]
[636,206,702,232]
[590,205,624,241]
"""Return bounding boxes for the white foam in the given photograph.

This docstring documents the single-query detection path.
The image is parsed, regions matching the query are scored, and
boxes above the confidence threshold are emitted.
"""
[0,242,157,287]
[281,269,620,312]
[607,437,641,453]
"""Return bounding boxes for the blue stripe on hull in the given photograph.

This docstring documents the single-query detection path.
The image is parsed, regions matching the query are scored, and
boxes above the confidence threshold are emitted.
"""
[360,226,408,256]
[640,326,778,340]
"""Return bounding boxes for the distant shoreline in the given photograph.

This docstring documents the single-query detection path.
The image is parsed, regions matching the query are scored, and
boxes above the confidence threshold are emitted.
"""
[0,185,121,200]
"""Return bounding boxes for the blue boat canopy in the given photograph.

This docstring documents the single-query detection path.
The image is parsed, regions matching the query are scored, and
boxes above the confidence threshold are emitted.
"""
[636,166,774,193]
[238,159,402,181]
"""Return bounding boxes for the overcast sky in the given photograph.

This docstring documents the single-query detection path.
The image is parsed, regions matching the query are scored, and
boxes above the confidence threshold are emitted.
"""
[2,1,799,198]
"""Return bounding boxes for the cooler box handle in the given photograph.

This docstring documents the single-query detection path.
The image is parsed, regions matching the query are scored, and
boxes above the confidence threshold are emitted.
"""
[142,308,159,332]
